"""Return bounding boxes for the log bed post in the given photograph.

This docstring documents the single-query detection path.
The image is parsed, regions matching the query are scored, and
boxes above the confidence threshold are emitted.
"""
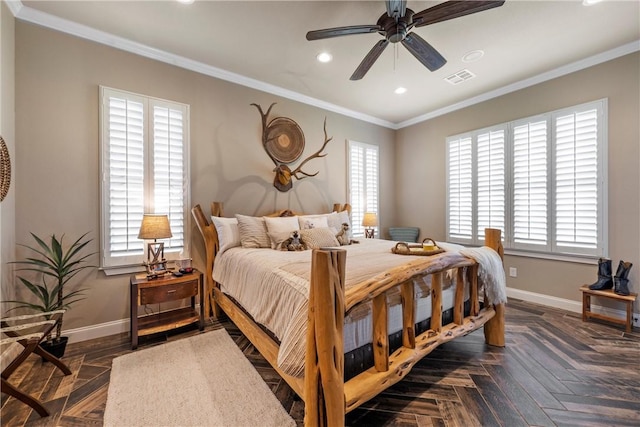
[304,248,347,427]
[483,228,506,347]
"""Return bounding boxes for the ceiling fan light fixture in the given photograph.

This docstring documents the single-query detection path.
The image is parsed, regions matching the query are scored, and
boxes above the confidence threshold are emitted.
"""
[394,87,407,95]
[316,52,333,63]
[462,50,484,63]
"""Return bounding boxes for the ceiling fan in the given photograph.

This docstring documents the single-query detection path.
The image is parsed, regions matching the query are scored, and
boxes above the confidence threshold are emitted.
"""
[306,0,505,80]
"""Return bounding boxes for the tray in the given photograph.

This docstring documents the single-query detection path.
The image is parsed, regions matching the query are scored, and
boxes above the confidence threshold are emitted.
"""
[391,238,445,256]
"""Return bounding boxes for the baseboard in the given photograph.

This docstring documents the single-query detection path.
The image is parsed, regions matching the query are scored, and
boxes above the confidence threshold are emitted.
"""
[65,318,129,344]
[506,287,640,328]
[64,291,638,344]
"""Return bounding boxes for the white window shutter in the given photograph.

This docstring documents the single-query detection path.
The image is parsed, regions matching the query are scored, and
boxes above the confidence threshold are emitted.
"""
[447,136,473,242]
[476,129,505,242]
[152,103,186,252]
[348,141,379,237]
[100,87,190,271]
[104,94,146,265]
[512,120,548,248]
[554,108,599,252]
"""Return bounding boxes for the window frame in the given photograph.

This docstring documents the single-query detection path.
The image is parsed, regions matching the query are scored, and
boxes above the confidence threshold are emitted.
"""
[446,99,608,260]
[99,86,191,274]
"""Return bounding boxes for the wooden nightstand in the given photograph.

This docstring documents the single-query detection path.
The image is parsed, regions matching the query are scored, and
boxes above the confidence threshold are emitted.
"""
[130,269,204,349]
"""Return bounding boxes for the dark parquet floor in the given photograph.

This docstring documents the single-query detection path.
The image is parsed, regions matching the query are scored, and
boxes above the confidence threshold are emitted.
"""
[2,298,639,426]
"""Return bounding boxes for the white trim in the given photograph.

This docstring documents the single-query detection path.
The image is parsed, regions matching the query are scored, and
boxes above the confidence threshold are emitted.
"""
[507,287,640,328]
[63,288,639,344]
[64,304,205,344]
[11,2,394,129]
[8,2,638,130]
[396,41,639,128]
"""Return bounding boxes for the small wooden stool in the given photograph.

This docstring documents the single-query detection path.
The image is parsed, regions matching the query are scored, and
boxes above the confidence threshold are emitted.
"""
[580,285,637,332]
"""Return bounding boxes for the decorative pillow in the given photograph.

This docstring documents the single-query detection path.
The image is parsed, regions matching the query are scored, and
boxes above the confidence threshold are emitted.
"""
[236,214,270,248]
[264,216,300,249]
[298,214,329,230]
[211,216,240,255]
[300,227,340,249]
[327,210,352,244]
[268,230,299,250]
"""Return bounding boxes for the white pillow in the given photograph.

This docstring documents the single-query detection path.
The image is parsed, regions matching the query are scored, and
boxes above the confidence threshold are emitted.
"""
[263,216,300,249]
[236,214,270,248]
[211,216,240,255]
[298,214,329,230]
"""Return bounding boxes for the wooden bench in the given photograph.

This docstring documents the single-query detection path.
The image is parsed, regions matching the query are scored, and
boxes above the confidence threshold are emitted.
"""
[580,285,637,332]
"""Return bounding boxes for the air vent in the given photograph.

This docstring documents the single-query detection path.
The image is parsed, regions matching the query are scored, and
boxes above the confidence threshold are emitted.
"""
[444,69,476,85]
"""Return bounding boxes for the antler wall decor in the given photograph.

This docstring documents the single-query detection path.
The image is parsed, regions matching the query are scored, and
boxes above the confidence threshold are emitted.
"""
[251,103,332,192]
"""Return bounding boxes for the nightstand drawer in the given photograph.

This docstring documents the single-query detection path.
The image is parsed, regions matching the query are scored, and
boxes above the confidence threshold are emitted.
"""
[139,280,198,305]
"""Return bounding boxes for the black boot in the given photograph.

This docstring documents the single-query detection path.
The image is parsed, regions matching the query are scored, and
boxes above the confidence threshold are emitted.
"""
[614,261,633,296]
[588,258,613,290]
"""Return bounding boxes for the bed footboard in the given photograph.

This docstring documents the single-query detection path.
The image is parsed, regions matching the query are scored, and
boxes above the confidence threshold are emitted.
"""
[305,229,505,427]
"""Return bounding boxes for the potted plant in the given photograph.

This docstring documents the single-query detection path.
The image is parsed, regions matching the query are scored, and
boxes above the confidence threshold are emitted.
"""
[4,232,96,358]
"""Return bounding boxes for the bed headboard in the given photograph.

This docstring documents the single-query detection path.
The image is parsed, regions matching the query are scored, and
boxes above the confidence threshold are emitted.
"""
[191,202,351,317]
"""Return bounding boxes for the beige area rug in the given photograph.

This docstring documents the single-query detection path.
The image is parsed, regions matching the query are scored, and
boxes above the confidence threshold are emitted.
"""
[104,329,296,427]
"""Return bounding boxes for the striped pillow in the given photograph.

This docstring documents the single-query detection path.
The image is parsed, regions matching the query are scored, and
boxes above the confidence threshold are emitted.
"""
[236,214,270,248]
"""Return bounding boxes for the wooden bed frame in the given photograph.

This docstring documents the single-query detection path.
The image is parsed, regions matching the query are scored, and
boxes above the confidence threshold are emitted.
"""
[192,202,505,427]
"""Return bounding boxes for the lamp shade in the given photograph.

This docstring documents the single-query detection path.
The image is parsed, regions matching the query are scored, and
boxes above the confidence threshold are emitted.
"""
[138,214,173,240]
[362,212,378,227]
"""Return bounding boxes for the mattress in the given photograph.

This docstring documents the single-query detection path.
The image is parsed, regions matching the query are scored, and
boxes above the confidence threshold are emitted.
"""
[212,238,472,377]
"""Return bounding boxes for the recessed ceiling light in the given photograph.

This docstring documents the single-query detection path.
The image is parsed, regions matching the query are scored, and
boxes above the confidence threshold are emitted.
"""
[583,0,603,5]
[394,87,407,95]
[177,0,195,4]
[462,50,484,63]
[316,52,333,63]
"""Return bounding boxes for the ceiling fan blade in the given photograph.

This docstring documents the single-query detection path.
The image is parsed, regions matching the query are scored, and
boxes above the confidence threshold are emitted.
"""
[413,0,505,27]
[350,39,389,81]
[306,25,381,41]
[401,33,446,71]
[385,0,407,19]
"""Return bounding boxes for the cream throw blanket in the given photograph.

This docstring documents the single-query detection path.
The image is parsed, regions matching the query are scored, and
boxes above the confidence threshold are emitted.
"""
[438,242,508,305]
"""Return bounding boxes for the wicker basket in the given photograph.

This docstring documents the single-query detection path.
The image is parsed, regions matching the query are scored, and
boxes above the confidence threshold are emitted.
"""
[391,238,445,256]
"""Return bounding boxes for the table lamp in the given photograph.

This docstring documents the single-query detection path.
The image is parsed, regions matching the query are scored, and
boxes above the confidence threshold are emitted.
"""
[362,212,378,238]
[138,214,172,271]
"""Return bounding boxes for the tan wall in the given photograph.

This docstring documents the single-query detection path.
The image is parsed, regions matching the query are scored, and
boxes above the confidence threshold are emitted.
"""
[14,21,396,331]
[396,53,640,309]
[1,1,16,310]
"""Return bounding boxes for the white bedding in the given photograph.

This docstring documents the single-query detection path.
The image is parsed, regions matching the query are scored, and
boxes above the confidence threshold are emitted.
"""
[213,239,479,377]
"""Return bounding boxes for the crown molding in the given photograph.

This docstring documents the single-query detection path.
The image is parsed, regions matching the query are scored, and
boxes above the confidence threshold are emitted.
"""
[12,1,396,129]
[397,40,640,128]
[9,1,639,131]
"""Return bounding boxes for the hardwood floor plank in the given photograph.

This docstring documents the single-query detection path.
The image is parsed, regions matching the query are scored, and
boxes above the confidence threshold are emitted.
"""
[562,380,640,403]
[545,407,640,427]
[505,345,573,396]
[484,363,556,427]
[553,392,640,421]
[453,385,500,427]
[437,399,480,427]
[470,374,529,427]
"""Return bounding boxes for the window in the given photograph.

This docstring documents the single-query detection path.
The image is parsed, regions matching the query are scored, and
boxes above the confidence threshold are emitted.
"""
[348,141,379,238]
[100,87,190,272]
[446,99,607,258]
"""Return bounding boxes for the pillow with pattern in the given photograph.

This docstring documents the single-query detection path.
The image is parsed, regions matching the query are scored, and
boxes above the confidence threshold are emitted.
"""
[300,227,340,249]
[236,214,270,248]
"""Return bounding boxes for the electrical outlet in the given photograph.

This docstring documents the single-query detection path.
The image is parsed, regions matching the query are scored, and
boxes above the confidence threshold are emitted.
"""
[509,267,517,278]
